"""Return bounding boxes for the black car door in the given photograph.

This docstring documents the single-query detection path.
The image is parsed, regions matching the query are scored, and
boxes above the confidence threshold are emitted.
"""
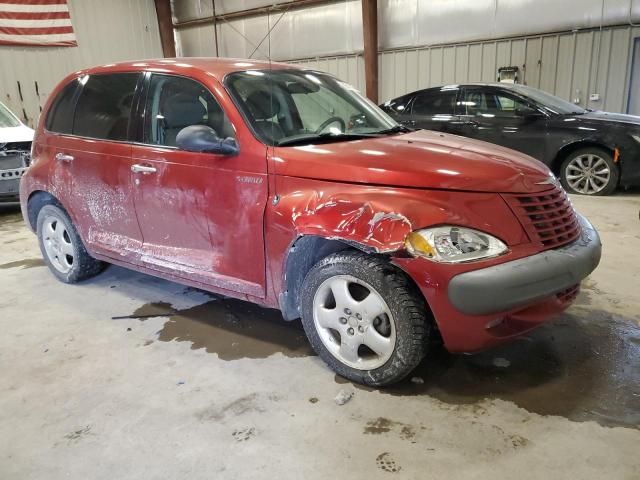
[455,86,548,160]
[405,87,461,133]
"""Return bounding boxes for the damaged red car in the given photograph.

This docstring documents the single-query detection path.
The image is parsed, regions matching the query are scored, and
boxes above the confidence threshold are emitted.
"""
[20,59,602,385]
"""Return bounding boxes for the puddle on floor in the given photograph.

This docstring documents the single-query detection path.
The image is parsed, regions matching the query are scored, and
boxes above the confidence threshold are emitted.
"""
[121,293,639,429]
[336,308,640,429]
[121,298,314,360]
[0,258,45,270]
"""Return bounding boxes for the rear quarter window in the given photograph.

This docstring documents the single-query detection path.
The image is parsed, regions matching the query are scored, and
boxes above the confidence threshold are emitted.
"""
[45,80,80,134]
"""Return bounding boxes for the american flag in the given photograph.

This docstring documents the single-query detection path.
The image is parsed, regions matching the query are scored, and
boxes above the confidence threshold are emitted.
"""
[0,0,76,47]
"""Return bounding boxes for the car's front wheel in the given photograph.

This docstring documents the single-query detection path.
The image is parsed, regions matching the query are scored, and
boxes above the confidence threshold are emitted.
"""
[300,251,430,386]
[36,204,104,283]
[560,147,619,195]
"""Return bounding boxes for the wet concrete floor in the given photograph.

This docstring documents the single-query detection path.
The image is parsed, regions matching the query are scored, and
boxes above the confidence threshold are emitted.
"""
[1,197,639,479]
[117,299,313,360]
[2,200,638,430]
[116,294,639,429]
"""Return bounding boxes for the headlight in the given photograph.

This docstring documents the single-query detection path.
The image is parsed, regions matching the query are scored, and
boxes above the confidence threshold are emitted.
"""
[631,134,640,144]
[405,226,508,263]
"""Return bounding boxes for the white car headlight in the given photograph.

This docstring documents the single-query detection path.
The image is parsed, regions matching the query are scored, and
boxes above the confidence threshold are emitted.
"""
[405,226,508,263]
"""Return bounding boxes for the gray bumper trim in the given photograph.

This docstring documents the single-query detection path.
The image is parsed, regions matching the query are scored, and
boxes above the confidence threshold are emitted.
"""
[448,214,601,315]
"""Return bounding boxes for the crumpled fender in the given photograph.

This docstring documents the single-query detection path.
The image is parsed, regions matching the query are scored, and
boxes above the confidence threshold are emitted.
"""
[279,189,414,254]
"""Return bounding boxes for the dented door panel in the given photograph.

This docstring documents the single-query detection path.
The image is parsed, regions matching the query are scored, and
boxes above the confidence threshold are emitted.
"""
[130,144,268,296]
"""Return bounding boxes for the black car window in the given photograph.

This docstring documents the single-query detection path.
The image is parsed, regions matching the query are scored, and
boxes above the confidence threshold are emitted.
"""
[73,73,139,141]
[45,79,80,134]
[382,94,413,116]
[461,89,535,118]
[411,90,457,116]
[143,74,235,148]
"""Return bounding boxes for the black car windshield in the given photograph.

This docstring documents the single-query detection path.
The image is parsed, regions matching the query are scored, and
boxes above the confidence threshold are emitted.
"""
[225,69,399,146]
[0,102,20,128]
[510,84,586,115]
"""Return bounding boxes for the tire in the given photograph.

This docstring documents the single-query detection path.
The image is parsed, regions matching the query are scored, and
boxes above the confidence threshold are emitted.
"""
[36,204,104,283]
[560,147,619,195]
[300,250,430,386]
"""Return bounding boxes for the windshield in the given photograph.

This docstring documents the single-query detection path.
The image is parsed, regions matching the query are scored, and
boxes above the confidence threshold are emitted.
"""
[0,102,21,128]
[225,69,399,146]
[510,84,586,115]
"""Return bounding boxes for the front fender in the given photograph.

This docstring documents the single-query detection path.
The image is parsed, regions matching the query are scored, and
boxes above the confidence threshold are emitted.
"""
[287,191,413,253]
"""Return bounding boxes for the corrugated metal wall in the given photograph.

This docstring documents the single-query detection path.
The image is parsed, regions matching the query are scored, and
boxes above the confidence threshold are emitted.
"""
[174,0,640,60]
[174,0,363,60]
[0,0,162,128]
[290,24,640,113]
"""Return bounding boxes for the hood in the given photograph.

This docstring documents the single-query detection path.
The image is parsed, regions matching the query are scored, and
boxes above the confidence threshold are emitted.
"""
[273,130,554,193]
[0,124,34,144]
[575,110,640,127]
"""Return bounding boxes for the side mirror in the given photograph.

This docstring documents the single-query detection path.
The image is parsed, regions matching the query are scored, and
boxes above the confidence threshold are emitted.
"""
[176,125,239,155]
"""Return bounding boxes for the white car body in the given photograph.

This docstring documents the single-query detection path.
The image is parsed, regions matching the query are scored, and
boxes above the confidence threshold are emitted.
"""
[1,101,34,201]
[0,123,34,144]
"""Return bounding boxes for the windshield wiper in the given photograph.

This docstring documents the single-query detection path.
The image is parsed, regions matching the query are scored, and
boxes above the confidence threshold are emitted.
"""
[276,132,379,147]
[374,124,413,134]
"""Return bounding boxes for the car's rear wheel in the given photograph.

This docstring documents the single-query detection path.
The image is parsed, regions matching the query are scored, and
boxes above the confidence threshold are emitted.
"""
[36,204,104,283]
[300,251,430,386]
[560,147,618,195]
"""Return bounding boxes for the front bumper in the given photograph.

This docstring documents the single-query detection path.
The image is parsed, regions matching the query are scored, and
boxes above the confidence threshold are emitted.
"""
[393,214,601,353]
[0,167,26,201]
[448,214,601,315]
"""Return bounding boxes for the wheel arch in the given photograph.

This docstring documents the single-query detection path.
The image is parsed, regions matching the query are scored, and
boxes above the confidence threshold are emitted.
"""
[279,235,359,321]
[550,140,615,176]
[25,190,64,232]
[278,234,437,335]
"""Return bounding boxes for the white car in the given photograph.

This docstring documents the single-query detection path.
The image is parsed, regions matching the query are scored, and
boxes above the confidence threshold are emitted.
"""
[0,101,33,202]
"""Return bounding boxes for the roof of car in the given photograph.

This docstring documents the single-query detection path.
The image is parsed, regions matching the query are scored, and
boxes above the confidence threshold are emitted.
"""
[77,57,301,79]
[437,82,523,89]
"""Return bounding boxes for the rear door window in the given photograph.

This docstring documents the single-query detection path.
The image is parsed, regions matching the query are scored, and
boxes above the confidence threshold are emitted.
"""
[72,73,139,141]
[461,88,536,118]
[411,90,457,115]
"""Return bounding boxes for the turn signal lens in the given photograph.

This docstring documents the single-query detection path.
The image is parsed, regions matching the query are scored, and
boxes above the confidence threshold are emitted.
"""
[405,231,436,258]
[405,226,508,263]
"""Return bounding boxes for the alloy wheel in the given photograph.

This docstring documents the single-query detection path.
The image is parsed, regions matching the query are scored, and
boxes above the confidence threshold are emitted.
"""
[312,275,396,370]
[41,214,75,273]
[565,153,611,194]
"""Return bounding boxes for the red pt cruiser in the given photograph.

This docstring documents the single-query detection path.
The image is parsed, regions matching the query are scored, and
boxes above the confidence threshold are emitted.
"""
[20,59,601,385]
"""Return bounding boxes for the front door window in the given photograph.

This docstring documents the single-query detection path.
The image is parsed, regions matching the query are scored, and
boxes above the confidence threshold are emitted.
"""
[143,74,235,147]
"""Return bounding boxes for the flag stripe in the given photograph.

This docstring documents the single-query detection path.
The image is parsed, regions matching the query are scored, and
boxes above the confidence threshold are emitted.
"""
[0,25,73,35]
[0,0,68,5]
[0,32,76,44]
[0,19,72,27]
[0,11,70,19]
[0,4,69,13]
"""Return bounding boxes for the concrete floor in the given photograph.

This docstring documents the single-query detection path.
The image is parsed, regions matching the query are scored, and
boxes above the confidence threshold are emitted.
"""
[0,193,638,480]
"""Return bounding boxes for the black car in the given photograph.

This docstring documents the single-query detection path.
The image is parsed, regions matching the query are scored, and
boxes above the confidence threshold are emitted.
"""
[380,83,640,195]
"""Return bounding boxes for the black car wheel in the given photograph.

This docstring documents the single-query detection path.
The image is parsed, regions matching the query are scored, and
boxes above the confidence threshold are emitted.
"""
[560,147,619,195]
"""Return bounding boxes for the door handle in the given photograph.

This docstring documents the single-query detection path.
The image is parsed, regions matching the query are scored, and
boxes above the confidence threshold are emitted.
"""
[451,120,479,128]
[131,164,157,174]
[55,153,74,163]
